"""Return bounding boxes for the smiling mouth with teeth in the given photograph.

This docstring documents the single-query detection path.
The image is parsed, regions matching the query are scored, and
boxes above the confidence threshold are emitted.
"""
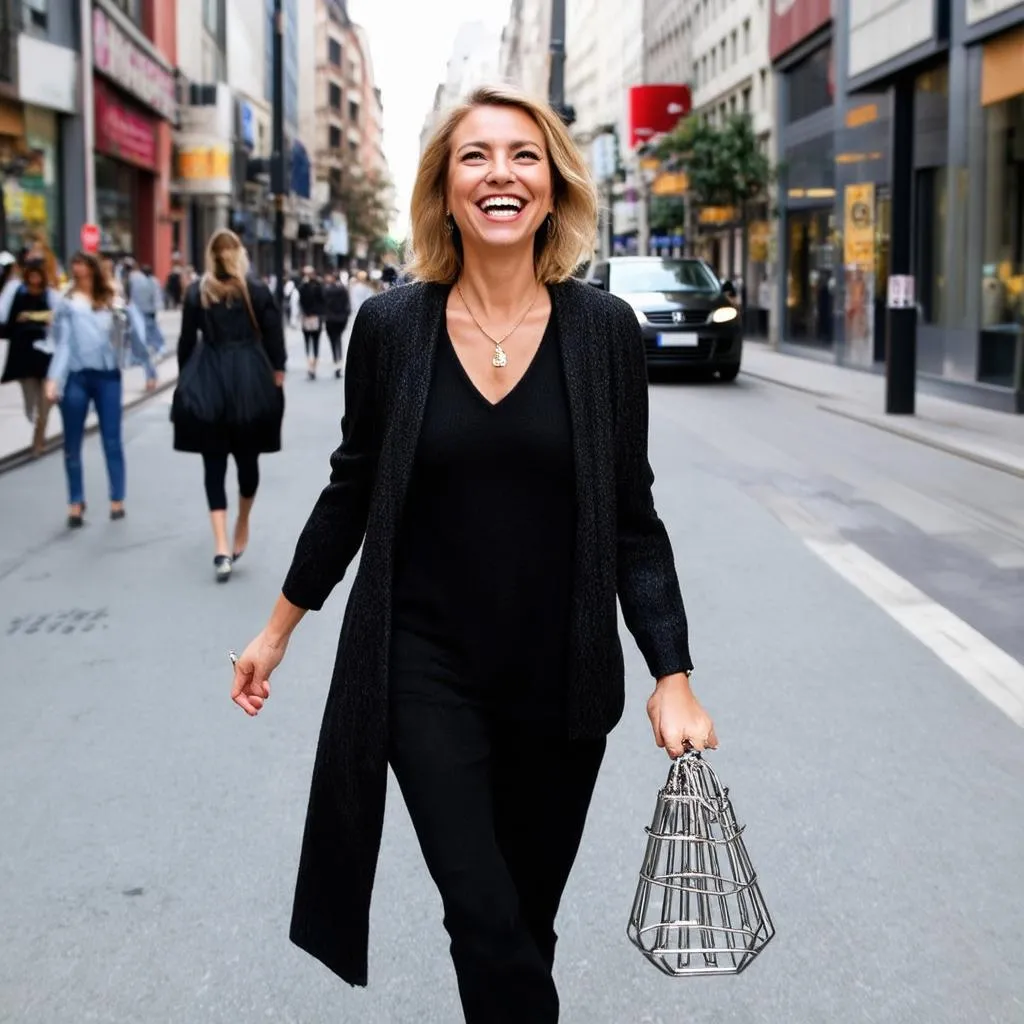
[478,196,525,219]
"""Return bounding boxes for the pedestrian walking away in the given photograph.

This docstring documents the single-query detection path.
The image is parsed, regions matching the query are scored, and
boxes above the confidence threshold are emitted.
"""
[0,257,62,455]
[230,85,717,1023]
[348,269,374,319]
[298,267,325,380]
[45,252,157,529]
[129,263,166,357]
[172,229,286,583]
[322,272,351,377]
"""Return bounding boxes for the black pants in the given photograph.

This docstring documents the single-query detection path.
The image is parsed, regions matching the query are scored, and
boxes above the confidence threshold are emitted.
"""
[325,319,347,363]
[303,330,321,360]
[202,451,259,511]
[388,629,605,1024]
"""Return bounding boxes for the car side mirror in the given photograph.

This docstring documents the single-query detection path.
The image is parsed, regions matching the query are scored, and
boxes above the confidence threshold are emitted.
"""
[721,279,737,298]
[588,278,606,290]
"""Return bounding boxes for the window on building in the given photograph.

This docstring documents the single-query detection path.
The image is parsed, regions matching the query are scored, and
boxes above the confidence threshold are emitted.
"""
[760,67,768,109]
[329,125,342,149]
[329,82,342,110]
[349,100,359,124]
[107,0,142,24]
[915,166,948,326]
[730,30,737,64]
[203,0,222,37]
[23,0,46,29]
[719,102,727,121]
[743,19,750,54]
[348,140,358,158]
[978,94,1024,382]
[720,39,726,67]
[693,61,699,86]
[742,86,751,112]
[329,38,343,67]
[711,51,716,76]
[783,42,833,123]
[729,94,737,115]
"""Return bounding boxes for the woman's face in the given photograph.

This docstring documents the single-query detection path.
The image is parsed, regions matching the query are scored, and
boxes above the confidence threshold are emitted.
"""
[71,259,92,290]
[24,269,45,294]
[446,104,554,256]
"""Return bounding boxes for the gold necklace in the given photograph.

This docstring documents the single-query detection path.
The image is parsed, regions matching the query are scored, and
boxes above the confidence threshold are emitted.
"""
[456,281,541,369]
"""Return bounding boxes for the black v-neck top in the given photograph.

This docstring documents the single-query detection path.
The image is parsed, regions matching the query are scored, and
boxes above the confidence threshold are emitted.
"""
[392,316,576,717]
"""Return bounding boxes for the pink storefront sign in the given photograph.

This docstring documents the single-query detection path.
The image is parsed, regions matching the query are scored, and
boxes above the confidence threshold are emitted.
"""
[94,80,157,171]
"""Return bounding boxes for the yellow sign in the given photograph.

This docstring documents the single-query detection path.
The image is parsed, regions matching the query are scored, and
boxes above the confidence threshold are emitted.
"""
[640,156,661,172]
[177,145,231,182]
[698,206,738,225]
[651,172,688,195]
[843,183,875,267]
[845,103,879,129]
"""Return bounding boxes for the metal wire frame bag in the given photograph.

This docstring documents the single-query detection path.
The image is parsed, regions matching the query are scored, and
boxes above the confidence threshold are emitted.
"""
[627,751,775,976]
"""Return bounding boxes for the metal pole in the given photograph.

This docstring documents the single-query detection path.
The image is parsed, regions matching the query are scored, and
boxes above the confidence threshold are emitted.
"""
[885,78,916,415]
[547,0,574,126]
[80,0,96,225]
[271,0,286,309]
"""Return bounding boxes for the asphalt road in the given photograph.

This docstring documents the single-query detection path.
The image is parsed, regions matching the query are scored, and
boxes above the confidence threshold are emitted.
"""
[2,332,1023,1024]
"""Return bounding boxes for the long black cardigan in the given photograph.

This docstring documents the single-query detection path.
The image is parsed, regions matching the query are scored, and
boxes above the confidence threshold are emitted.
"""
[281,278,693,986]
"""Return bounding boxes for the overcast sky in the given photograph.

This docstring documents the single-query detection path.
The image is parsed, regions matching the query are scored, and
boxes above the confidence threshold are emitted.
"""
[348,0,510,238]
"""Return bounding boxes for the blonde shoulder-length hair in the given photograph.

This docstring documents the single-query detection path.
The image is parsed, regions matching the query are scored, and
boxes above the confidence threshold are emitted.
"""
[200,228,251,308]
[407,85,598,285]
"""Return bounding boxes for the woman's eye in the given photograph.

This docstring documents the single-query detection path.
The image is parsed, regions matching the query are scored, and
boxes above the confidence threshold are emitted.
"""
[462,151,486,161]
[516,150,540,160]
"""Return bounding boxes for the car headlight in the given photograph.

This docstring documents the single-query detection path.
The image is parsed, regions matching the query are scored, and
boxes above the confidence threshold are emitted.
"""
[634,308,649,325]
[709,305,738,324]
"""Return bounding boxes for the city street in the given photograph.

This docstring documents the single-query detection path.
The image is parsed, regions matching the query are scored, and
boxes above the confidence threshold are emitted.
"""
[2,330,1023,1024]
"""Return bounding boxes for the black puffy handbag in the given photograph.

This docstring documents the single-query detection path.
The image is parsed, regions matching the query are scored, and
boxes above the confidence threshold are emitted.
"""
[172,335,224,426]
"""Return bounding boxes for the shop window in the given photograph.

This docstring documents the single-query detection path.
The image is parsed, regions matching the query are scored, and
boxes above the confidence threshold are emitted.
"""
[914,166,947,325]
[329,38,342,67]
[784,42,833,124]
[785,208,837,344]
[329,83,342,111]
[95,155,136,256]
[23,0,46,30]
[979,94,1024,385]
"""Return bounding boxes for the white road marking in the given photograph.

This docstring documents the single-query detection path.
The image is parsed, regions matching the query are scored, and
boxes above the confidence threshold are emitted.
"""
[805,537,1024,727]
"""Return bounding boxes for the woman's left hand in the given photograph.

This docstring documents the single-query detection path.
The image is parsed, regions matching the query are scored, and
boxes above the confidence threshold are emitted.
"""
[273,371,285,387]
[44,379,58,404]
[647,674,718,758]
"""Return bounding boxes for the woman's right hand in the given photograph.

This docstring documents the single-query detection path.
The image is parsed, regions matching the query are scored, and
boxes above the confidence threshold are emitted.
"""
[231,630,289,716]
[44,379,58,404]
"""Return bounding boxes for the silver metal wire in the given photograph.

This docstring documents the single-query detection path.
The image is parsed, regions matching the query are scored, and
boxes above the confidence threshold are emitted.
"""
[627,752,775,976]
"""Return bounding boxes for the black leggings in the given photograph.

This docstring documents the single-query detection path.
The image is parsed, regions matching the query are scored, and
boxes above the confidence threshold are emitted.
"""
[303,330,321,360]
[202,451,260,511]
[325,319,347,363]
[388,629,605,1023]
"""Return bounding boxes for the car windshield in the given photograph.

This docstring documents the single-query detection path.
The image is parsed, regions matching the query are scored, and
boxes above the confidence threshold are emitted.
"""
[609,260,720,294]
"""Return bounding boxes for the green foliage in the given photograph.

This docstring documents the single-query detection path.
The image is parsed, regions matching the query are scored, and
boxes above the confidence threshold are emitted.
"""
[654,113,775,210]
[649,195,686,234]
[330,163,393,247]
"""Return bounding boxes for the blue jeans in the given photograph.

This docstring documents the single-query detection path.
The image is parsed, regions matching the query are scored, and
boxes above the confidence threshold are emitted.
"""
[143,312,165,356]
[59,369,125,505]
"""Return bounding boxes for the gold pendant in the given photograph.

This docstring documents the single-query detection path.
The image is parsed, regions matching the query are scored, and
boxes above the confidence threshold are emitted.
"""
[492,343,508,368]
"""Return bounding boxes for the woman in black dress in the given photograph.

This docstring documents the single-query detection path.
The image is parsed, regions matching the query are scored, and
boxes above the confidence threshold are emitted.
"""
[1,259,57,455]
[298,267,325,380]
[230,86,716,1021]
[173,230,286,582]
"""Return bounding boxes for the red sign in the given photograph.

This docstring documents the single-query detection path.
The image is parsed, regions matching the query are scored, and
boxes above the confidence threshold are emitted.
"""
[94,79,157,170]
[628,85,692,149]
[769,0,831,62]
[93,6,177,121]
[80,224,100,253]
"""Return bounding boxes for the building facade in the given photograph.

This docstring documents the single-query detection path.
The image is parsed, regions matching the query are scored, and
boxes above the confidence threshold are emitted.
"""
[0,0,82,265]
[90,0,178,282]
[499,0,551,99]
[772,0,1024,412]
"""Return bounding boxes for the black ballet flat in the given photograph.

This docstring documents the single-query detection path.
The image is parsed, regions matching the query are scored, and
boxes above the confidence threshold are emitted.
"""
[214,554,233,583]
[110,508,126,521]
[67,513,84,529]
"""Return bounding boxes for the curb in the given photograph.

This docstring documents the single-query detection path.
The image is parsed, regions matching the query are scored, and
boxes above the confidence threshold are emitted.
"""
[740,368,832,400]
[818,402,1024,481]
[0,374,178,477]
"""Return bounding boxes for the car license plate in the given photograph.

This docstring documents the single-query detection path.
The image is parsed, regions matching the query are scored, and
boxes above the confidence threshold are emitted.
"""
[657,332,699,347]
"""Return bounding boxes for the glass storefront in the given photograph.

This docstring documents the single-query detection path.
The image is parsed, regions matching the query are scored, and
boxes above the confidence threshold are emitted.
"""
[785,208,838,343]
[978,92,1024,384]
[1,106,59,256]
[95,155,137,256]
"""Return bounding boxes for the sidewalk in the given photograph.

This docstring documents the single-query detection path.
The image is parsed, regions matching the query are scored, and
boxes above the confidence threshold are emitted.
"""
[742,341,1024,478]
[0,310,182,472]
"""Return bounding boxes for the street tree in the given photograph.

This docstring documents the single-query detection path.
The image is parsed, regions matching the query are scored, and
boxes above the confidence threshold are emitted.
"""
[325,158,394,256]
[655,113,776,303]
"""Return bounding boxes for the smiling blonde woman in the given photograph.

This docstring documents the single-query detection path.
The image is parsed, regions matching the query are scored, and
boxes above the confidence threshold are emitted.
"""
[231,84,716,1022]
